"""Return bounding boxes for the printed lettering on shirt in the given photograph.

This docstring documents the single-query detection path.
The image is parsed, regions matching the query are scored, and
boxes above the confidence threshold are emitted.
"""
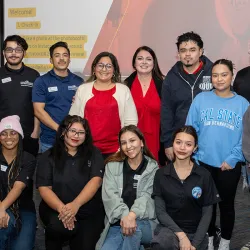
[1,77,12,83]
[20,80,33,87]
[48,86,58,92]
[68,85,78,91]
[1,165,8,172]
[133,174,141,181]
[200,108,242,130]
[199,76,213,91]
[192,186,202,199]
[88,160,91,168]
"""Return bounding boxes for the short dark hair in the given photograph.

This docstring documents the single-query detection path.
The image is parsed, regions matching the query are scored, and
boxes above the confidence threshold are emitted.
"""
[212,59,234,75]
[176,31,203,51]
[3,35,28,51]
[172,125,198,147]
[87,51,121,83]
[49,41,70,58]
[132,46,164,80]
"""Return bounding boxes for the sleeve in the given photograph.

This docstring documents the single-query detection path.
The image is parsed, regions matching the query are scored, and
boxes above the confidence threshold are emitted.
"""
[36,152,53,188]
[123,87,138,126]
[90,147,105,179]
[192,206,213,248]
[32,77,47,103]
[202,170,221,206]
[185,95,200,134]
[16,156,36,187]
[160,76,176,148]
[152,170,183,232]
[130,164,158,219]
[243,107,250,163]
[225,102,249,168]
[69,87,84,117]
[102,164,129,224]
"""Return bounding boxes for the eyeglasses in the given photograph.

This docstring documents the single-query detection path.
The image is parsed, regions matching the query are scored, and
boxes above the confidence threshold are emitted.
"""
[4,47,24,54]
[0,131,18,138]
[96,63,113,71]
[67,128,86,137]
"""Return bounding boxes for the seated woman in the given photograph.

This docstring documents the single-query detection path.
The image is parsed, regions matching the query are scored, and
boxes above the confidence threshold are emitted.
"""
[151,126,220,250]
[0,115,36,250]
[96,125,158,250]
[36,115,105,250]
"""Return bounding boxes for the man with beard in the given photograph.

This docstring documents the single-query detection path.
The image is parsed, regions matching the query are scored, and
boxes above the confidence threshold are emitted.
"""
[32,41,83,152]
[0,35,40,156]
[161,31,213,161]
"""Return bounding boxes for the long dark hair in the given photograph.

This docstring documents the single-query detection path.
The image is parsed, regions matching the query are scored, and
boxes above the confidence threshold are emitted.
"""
[106,125,155,164]
[132,46,164,80]
[0,134,23,228]
[87,51,121,83]
[51,115,94,172]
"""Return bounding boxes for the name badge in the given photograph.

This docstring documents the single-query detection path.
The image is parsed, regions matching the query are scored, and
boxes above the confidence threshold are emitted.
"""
[68,85,78,91]
[134,174,141,181]
[48,86,58,92]
[1,77,11,83]
[1,165,8,172]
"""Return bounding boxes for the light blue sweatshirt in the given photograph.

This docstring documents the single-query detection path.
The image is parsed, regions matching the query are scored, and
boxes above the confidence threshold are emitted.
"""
[186,90,249,168]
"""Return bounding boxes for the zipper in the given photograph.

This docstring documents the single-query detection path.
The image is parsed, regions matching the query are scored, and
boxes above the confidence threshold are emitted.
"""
[178,70,204,101]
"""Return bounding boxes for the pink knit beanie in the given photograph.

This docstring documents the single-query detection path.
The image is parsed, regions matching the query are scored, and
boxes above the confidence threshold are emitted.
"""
[0,115,24,138]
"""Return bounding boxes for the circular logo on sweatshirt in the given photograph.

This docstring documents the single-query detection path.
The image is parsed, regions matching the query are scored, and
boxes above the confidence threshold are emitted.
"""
[192,186,202,199]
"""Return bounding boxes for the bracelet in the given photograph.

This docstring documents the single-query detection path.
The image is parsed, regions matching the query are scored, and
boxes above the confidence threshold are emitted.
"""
[179,235,187,241]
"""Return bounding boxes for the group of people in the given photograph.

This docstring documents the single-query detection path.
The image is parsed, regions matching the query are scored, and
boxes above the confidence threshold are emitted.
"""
[0,31,249,250]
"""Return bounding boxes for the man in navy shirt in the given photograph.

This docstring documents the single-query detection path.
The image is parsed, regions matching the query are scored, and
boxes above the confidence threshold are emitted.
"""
[32,41,83,152]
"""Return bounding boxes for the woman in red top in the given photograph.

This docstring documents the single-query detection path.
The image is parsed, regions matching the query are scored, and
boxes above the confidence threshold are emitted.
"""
[70,52,138,160]
[125,46,165,164]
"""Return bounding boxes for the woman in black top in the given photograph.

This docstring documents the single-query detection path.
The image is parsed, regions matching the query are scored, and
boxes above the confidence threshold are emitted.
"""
[151,126,220,250]
[0,115,36,250]
[36,115,105,250]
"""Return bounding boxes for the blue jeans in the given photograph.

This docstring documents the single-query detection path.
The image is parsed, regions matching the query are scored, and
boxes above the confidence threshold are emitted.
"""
[101,220,152,250]
[0,209,36,250]
[40,142,53,153]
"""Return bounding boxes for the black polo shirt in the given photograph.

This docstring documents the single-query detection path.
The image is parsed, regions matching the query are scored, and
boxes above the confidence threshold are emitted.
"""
[36,146,104,218]
[152,163,220,234]
[0,151,36,211]
[0,63,40,136]
[122,157,148,209]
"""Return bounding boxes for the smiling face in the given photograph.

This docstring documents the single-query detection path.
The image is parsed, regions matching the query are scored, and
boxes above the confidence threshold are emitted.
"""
[212,64,233,93]
[50,46,70,71]
[3,41,25,67]
[120,131,144,160]
[63,122,86,150]
[134,50,154,75]
[173,132,197,161]
[94,56,114,83]
[0,129,20,151]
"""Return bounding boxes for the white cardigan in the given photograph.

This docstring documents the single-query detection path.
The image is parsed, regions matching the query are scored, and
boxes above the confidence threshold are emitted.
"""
[69,81,138,127]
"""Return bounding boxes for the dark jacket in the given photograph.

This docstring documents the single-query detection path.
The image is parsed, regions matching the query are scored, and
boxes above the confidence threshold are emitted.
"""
[124,71,163,98]
[233,66,250,102]
[161,55,213,148]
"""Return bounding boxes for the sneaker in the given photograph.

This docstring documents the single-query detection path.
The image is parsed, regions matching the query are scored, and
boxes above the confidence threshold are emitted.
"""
[241,241,250,250]
[208,236,214,250]
[218,238,230,250]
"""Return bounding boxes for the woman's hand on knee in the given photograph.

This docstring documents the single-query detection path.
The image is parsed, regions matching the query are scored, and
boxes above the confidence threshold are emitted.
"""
[179,235,192,250]
[120,213,137,236]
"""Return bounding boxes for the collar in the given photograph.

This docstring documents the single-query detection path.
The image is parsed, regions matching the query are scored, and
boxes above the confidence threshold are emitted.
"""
[49,69,72,82]
[124,156,147,173]
[183,60,203,75]
[163,162,201,177]
[4,63,25,75]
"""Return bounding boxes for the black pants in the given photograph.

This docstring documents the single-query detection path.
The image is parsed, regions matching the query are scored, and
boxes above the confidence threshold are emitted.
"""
[39,201,105,250]
[151,225,208,250]
[199,161,241,240]
[23,136,39,157]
